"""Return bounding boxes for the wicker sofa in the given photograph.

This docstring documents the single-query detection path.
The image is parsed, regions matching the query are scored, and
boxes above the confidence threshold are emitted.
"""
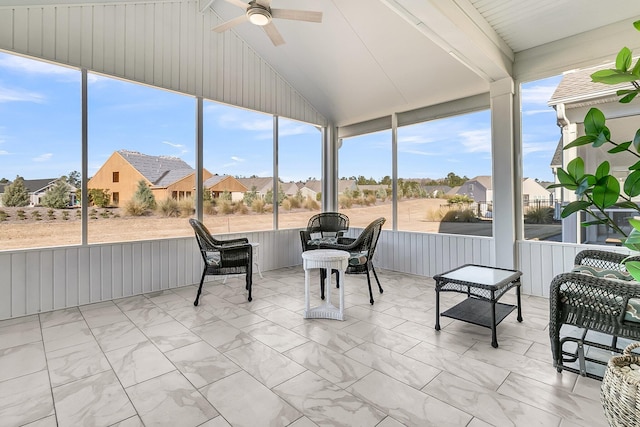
[550,249,640,378]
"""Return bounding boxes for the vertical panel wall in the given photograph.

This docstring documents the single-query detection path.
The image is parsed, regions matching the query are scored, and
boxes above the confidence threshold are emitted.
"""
[0,1,327,127]
[0,228,501,320]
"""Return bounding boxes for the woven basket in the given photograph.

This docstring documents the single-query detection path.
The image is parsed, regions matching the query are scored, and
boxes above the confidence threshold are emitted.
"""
[601,342,640,427]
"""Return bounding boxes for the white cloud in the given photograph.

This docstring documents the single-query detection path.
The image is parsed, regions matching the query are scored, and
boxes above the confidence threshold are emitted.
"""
[0,85,45,103]
[33,153,53,162]
[460,129,491,153]
[399,149,438,156]
[523,141,556,156]
[0,150,8,155]
[230,156,245,162]
[523,108,555,116]
[398,135,435,145]
[0,54,76,77]
[162,141,184,148]
[521,84,558,106]
[222,156,245,168]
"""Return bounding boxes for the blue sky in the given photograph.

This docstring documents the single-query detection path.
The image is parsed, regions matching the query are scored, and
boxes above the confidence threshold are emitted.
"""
[0,51,560,183]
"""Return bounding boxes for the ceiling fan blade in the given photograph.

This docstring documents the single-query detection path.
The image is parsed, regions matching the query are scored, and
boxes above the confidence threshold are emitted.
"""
[271,9,322,23]
[212,14,249,32]
[223,0,249,10]
[263,22,285,46]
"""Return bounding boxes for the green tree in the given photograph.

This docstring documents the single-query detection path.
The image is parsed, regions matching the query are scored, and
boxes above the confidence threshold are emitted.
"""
[0,177,9,184]
[243,186,258,205]
[380,175,391,186]
[67,170,81,188]
[446,172,468,187]
[2,176,29,207]
[41,178,71,209]
[133,180,156,210]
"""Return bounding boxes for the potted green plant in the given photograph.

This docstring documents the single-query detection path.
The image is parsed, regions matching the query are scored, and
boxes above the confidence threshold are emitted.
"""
[549,20,640,278]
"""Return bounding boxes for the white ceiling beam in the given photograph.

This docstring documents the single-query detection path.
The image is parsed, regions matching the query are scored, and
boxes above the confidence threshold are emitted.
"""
[380,0,513,82]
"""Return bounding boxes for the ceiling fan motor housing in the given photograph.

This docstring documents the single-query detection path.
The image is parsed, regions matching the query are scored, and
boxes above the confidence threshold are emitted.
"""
[247,4,271,26]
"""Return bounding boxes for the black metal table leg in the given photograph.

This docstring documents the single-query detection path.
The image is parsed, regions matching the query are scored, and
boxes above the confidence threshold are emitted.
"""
[435,282,441,331]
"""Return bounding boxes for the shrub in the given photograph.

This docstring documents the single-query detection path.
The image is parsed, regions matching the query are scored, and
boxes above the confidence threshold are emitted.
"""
[281,198,292,211]
[234,202,249,214]
[132,180,156,210]
[100,210,110,218]
[124,199,148,216]
[41,179,72,209]
[287,197,301,209]
[339,195,352,209]
[0,210,8,221]
[62,211,69,221]
[31,210,42,220]
[524,206,554,224]
[88,188,111,208]
[17,209,26,220]
[442,209,478,222]
[158,198,180,217]
[303,196,319,210]
[2,176,29,207]
[203,200,217,215]
[425,207,447,221]
[251,198,266,213]
[178,197,195,217]
[47,209,56,220]
[218,199,233,214]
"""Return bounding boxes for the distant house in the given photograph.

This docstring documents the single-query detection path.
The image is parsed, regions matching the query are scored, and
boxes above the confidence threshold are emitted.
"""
[300,179,357,201]
[88,150,214,206]
[456,176,492,203]
[237,177,300,200]
[204,175,247,202]
[422,185,451,198]
[522,177,553,206]
[0,179,77,207]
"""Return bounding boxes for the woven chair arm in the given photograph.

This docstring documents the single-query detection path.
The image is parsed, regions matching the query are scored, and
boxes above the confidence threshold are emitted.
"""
[316,239,359,251]
[575,250,630,271]
[551,272,640,314]
[218,237,249,246]
[217,243,251,261]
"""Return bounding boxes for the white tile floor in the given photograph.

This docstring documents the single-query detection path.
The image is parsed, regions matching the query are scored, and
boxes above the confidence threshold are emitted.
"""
[0,267,612,427]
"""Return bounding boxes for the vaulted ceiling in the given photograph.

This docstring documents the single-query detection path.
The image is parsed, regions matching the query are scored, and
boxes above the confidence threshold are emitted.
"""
[1,0,640,127]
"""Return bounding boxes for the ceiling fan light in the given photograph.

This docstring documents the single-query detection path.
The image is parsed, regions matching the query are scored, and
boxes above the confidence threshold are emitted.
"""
[247,8,271,26]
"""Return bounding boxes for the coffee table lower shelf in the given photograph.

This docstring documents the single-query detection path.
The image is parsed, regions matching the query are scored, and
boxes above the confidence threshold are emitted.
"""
[441,298,516,329]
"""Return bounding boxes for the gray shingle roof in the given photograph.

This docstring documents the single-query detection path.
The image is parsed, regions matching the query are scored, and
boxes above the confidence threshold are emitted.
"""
[550,138,563,167]
[118,150,193,186]
[548,63,634,107]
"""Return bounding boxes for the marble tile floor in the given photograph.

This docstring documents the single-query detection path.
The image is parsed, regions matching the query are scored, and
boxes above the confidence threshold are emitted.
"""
[0,267,613,427]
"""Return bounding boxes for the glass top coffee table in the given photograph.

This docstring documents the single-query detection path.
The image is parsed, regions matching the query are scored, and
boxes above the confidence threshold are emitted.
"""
[434,264,523,348]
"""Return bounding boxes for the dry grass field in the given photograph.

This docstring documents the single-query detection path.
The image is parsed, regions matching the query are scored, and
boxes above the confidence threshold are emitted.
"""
[0,198,560,250]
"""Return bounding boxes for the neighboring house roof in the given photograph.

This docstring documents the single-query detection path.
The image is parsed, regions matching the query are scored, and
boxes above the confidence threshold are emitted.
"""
[303,179,322,194]
[118,150,194,186]
[338,180,356,193]
[548,63,634,108]
[422,185,451,194]
[467,176,492,190]
[446,186,460,196]
[22,179,58,193]
[203,175,248,192]
[550,138,563,168]
[237,177,273,193]
[0,182,10,193]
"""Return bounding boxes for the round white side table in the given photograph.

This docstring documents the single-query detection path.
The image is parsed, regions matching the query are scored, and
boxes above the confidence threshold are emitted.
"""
[302,249,350,321]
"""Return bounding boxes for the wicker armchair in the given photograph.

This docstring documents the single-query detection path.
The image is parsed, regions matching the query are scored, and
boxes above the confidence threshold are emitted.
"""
[189,218,253,305]
[316,217,386,305]
[550,249,640,378]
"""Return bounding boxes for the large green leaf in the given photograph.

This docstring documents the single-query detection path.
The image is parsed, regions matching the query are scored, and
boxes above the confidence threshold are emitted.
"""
[575,176,593,197]
[618,90,639,104]
[616,47,633,72]
[566,157,584,179]
[565,135,596,149]
[616,200,640,210]
[583,108,606,135]
[592,69,639,84]
[561,201,591,218]
[634,20,640,32]
[630,160,640,170]
[625,261,640,281]
[592,175,620,208]
[633,129,640,152]
[609,141,632,153]
[624,170,640,197]
[595,161,610,179]
[556,168,577,190]
[593,129,610,147]
[629,217,640,231]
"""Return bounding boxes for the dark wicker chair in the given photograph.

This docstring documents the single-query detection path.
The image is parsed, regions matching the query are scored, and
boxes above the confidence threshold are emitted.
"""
[189,218,253,305]
[317,217,386,305]
[299,212,350,252]
[550,249,640,378]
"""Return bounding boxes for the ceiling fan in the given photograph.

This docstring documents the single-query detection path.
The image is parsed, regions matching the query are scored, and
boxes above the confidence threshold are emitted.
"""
[212,0,323,46]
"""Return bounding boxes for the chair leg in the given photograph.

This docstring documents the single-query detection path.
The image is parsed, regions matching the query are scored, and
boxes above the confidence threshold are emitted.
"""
[246,273,252,302]
[320,269,326,300]
[194,269,207,306]
[371,264,383,294]
[365,269,374,305]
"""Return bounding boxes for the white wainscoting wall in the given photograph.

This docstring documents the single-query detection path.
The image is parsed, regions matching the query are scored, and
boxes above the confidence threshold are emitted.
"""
[3,227,620,320]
